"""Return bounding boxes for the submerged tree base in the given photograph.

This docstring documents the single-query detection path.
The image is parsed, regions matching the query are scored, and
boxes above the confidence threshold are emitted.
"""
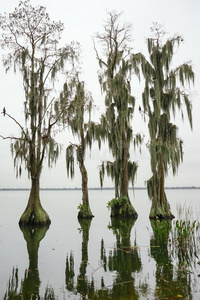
[149,202,175,220]
[77,205,94,219]
[110,207,138,219]
[19,206,51,227]
[149,214,175,220]
[108,196,138,219]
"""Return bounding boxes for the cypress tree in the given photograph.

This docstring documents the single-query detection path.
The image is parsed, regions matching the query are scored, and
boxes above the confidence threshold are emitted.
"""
[136,24,194,219]
[94,12,142,218]
[0,0,78,226]
[65,79,94,219]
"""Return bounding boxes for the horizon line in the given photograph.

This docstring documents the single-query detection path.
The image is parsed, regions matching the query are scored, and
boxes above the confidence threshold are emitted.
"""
[0,186,199,191]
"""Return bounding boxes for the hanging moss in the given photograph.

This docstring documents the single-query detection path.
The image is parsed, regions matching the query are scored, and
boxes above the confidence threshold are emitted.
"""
[94,13,142,218]
[65,78,94,219]
[136,24,194,220]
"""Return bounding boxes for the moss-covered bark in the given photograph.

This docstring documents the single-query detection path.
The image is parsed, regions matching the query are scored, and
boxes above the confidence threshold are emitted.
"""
[78,205,94,219]
[149,198,174,220]
[110,130,138,219]
[78,157,94,219]
[109,196,138,219]
[19,177,51,226]
[149,163,174,220]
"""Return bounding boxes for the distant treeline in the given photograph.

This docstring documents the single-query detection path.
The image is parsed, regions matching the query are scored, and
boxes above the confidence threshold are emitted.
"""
[0,187,199,191]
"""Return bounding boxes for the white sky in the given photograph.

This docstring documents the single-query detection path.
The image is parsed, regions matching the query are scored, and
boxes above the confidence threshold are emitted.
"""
[0,0,199,188]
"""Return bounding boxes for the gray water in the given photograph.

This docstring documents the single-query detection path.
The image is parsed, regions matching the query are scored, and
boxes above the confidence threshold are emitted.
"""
[0,189,200,299]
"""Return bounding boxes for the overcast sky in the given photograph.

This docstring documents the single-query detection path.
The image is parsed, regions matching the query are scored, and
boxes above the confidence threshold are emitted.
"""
[0,0,199,189]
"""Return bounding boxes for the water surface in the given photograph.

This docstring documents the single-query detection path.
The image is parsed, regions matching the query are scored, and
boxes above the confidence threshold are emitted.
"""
[0,189,200,299]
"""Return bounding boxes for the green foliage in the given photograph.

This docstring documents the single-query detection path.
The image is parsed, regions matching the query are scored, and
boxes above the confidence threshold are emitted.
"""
[77,203,93,219]
[174,219,199,247]
[169,204,200,266]
[107,196,128,209]
[77,203,88,211]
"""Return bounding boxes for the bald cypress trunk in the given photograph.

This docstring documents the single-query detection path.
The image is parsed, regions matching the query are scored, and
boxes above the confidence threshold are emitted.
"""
[77,139,93,219]
[78,162,94,219]
[149,159,174,220]
[110,128,138,219]
[120,130,129,198]
[19,176,51,226]
[159,153,165,205]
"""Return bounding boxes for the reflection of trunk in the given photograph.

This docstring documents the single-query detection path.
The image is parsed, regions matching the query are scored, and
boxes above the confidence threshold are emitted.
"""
[104,218,141,299]
[77,219,92,294]
[4,227,54,299]
[150,220,192,299]
[19,225,49,299]
[19,176,51,226]
[65,219,93,297]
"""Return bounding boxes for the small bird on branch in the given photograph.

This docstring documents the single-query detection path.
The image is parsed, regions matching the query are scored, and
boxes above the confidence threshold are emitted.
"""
[139,105,141,112]
[3,107,6,116]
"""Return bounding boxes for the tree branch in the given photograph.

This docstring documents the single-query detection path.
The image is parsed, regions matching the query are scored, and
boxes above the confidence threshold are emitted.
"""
[0,134,24,141]
[93,38,108,68]
[3,112,28,139]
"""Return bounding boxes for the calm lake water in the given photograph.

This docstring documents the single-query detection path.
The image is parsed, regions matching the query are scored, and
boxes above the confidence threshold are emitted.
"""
[0,189,200,299]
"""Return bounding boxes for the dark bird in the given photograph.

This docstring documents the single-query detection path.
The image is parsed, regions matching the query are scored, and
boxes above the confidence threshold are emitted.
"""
[139,105,141,112]
[3,107,6,116]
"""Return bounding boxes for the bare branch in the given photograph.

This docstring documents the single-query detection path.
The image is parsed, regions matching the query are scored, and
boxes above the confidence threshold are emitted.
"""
[3,112,28,139]
[92,38,108,68]
[0,134,24,141]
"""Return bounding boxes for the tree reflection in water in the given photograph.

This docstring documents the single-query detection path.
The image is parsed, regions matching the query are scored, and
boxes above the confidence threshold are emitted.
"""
[150,220,194,299]
[3,225,56,300]
[66,218,95,297]
[66,218,150,299]
[101,218,143,299]
[4,210,200,299]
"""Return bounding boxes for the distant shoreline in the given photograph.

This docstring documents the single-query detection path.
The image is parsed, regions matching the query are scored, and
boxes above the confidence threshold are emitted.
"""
[0,186,199,191]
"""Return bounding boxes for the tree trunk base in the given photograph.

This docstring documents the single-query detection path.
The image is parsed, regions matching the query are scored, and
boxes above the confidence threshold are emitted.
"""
[149,201,175,220]
[149,214,175,220]
[77,207,94,219]
[110,203,138,219]
[19,206,51,227]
